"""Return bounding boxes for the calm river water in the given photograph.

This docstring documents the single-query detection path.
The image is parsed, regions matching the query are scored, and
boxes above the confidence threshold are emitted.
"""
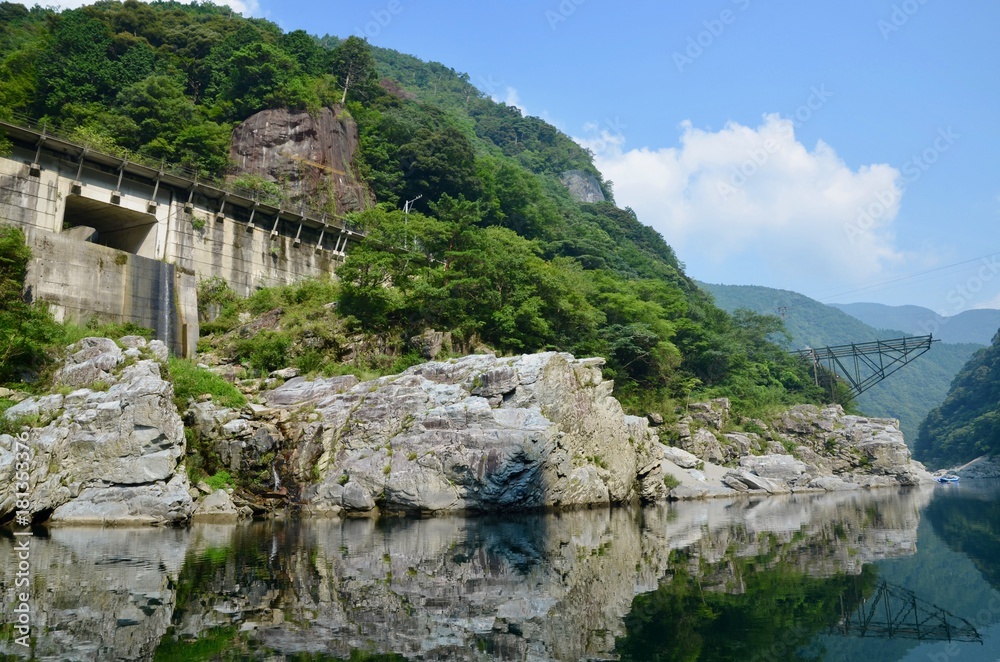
[2,481,999,661]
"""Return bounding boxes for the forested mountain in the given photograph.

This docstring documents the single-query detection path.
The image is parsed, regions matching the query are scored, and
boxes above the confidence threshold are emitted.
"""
[917,332,1000,467]
[0,0,846,416]
[700,283,983,444]
[831,302,1000,346]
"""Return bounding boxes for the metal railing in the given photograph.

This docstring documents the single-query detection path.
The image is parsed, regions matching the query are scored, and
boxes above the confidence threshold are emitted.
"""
[0,112,367,236]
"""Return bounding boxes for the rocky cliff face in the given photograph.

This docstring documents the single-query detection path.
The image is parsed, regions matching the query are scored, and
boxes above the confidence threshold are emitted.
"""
[257,352,662,515]
[2,345,936,526]
[182,353,935,517]
[0,337,192,525]
[559,169,606,203]
[662,398,934,498]
[229,107,374,215]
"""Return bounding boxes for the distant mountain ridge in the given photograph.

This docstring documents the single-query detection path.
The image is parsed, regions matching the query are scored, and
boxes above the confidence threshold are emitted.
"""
[699,282,983,446]
[830,302,1000,345]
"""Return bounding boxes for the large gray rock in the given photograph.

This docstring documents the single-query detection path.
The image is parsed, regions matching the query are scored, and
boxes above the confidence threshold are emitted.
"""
[688,398,730,430]
[262,374,359,407]
[722,470,790,494]
[192,489,250,523]
[678,427,725,464]
[739,454,809,483]
[662,445,702,469]
[263,352,660,514]
[54,337,124,388]
[559,170,606,203]
[809,475,861,491]
[229,106,374,215]
[665,402,935,490]
[49,473,192,525]
[0,338,192,525]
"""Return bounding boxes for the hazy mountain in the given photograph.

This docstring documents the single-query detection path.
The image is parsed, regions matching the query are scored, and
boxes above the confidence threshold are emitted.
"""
[700,283,983,446]
[831,302,1000,345]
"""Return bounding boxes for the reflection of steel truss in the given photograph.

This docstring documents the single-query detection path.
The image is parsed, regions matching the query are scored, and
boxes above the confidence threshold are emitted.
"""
[832,580,982,643]
[793,335,938,397]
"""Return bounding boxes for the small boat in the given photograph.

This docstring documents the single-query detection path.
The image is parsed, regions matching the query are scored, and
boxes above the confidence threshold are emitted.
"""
[934,475,960,484]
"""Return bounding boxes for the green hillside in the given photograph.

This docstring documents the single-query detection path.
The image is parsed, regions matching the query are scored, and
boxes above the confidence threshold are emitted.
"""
[700,283,983,445]
[832,302,1000,346]
[0,1,842,418]
[916,332,1000,467]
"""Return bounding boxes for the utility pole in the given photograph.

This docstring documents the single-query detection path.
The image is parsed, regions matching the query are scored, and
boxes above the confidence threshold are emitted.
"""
[403,194,422,250]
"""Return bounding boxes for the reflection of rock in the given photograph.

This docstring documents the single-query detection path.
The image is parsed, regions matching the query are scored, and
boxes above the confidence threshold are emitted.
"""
[0,528,188,661]
[153,487,932,660]
[0,337,192,525]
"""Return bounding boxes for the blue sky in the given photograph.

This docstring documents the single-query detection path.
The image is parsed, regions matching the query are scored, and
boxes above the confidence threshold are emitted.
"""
[35,0,1000,314]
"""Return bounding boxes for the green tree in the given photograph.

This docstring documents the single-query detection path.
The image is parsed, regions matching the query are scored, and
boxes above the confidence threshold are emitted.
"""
[917,331,1000,466]
[218,41,299,119]
[279,29,327,76]
[0,226,60,384]
[35,11,116,115]
[398,125,483,206]
[329,35,379,104]
[117,74,196,149]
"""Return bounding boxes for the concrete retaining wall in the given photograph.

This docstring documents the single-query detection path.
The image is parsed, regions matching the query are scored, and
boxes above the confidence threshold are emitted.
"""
[21,226,197,357]
[0,140,355,357]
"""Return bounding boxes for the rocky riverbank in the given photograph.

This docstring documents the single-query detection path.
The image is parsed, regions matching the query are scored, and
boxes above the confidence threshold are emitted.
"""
[0,337,192,525]
[1,341,934,525]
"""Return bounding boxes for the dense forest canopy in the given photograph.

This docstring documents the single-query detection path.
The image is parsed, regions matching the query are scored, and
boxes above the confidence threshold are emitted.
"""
[0,0,843,416]
[916,331,1000,466]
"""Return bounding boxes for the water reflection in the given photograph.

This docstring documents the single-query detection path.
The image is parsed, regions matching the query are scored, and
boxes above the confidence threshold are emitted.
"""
[4,486,992,661]
[925,480,1000,589]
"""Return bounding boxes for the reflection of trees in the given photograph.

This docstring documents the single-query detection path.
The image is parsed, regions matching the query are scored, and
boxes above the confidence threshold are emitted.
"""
[924,486,1000,590]
[615,550,879,662]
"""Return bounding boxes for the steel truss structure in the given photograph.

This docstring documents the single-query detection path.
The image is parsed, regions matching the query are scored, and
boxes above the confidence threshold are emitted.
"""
[793,335,938,397]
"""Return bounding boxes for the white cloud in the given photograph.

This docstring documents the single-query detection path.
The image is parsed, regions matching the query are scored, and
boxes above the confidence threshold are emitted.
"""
[576,114,914,291]
[490,86,527,116]
[17,0,260,15]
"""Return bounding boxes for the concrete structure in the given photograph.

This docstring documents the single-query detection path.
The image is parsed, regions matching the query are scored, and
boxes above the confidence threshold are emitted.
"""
[0,120,365,357]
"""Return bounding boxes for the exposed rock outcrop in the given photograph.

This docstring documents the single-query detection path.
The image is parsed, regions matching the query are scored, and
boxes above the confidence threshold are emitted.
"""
[229,107,374,215]
[559,169,606,203]
[6,341,933,526]
[256,352,661,515]
[0,337,192,525]
[952,455,1000,479]
[655,400,934,498]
